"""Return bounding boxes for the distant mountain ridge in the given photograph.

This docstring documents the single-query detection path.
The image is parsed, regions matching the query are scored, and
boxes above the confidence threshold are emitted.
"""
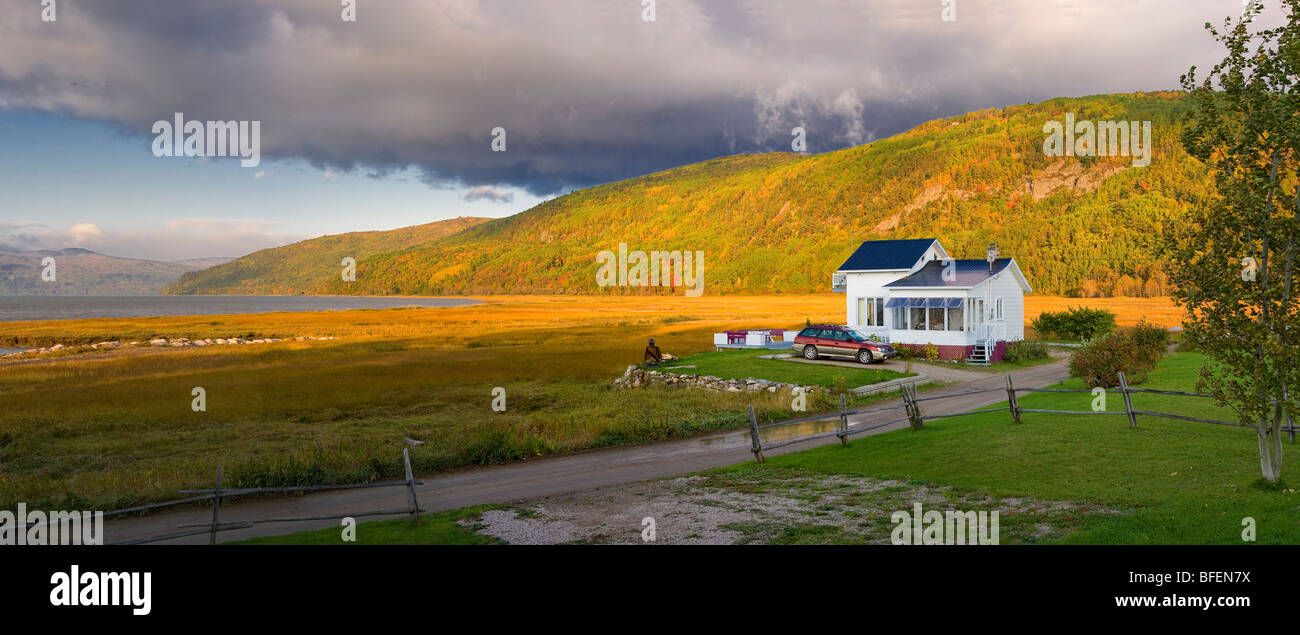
[167,93,1205,298]
[164,217,492,295]
[0,249,232,296]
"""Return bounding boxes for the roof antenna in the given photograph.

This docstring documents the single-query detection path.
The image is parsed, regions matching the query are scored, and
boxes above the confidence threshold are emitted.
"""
[986,242,999,273]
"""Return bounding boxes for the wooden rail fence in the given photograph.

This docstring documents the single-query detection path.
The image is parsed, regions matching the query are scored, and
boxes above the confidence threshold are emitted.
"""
[66,449,428,545]
[746,372,1298,462]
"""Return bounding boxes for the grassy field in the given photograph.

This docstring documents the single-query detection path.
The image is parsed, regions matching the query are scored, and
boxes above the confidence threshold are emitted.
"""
[246,352,1299,545]
[0,294,1188,514]
[745,352,1299,544]
[660,349,908,388]
[1,295,852,511]
[1024,295,1183,329]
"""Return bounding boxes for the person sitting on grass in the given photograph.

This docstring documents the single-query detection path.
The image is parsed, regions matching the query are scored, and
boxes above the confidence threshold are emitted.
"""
[644,338,663,366]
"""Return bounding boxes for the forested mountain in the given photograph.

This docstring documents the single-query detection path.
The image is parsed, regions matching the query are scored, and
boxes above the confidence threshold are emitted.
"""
[0,248,227,296]
[169,93,1208,297]
[165,217,490,295]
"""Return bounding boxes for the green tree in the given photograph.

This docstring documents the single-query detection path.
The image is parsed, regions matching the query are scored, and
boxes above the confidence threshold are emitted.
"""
[1170,2,1300,482]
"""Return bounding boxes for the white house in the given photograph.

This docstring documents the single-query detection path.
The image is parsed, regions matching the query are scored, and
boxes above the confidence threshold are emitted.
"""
[831,238,1032,363]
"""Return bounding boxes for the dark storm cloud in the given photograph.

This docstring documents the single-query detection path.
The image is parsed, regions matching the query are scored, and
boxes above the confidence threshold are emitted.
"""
[0,0,1274,195]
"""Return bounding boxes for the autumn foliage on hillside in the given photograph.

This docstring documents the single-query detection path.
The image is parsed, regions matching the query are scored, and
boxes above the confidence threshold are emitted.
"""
[170,93,1209,297]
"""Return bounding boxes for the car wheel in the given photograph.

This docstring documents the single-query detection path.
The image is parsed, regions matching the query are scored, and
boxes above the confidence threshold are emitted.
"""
[803,345,819,360]
[857,349,874,364]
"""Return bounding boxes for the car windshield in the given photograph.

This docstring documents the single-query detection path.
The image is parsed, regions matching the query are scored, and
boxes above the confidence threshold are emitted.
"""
[846,329,870,342]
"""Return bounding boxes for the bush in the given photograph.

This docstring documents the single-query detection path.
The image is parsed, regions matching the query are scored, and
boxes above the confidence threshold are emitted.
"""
[924,342,939,361]
[895,345,919,360]
[1032,306,1117,341]
[1068,321,1168,387]
[1127,319,1169,367]
[1003,340,1049,363]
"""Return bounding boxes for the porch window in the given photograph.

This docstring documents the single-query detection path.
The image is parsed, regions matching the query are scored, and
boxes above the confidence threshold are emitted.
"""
[892,307,908,329]
[928,307,945,330]
[910,306,927,330]
[888,297,965,331]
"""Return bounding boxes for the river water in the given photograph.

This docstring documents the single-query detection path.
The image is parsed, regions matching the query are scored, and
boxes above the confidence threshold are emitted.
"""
[0,295,481,322]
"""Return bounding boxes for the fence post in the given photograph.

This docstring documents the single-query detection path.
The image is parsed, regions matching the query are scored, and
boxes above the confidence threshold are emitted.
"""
[1117,372,1137,428]
[209,466,222,546]
[1005,374,1022,424]
[403,448,422,525]
[837,393,849,445]
[747,405,765,463]
[902,383,924,430]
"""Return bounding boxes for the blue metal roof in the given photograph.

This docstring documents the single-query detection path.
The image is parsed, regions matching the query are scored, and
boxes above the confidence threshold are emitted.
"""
[835,238,937,272]
[884,258,1013,288]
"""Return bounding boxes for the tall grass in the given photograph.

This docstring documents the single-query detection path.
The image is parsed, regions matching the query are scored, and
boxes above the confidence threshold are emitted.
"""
[0,294,1186,512]
[0,296,843,511]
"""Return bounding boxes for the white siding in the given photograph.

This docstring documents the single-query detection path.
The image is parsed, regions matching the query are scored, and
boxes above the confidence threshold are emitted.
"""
[843,271,907,332]
[984,270,1026,341]
[958,271,1026,343]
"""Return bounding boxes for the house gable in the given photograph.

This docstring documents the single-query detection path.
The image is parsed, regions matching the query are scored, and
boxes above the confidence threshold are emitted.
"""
[835,238,947,273]
[883,258,1032,293]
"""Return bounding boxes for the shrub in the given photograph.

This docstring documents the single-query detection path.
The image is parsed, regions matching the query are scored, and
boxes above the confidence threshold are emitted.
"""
[895,345,918,360]
[1032,306,1117,341]
[924,342,939,361]
[1003,340,1049,363]
[1068,321,1168,387]
[1127,319,1169,367]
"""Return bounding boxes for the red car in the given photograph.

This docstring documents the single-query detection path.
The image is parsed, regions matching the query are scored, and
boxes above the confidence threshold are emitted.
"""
[792,325,897,364]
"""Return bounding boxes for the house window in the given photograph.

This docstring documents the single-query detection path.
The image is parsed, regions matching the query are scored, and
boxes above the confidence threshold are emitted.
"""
[892,307,908,330]
[910,306,927,330]
[995,298,1004,321]
[858,297,886,327]
[947,307,964,331]
[928,307,945,331]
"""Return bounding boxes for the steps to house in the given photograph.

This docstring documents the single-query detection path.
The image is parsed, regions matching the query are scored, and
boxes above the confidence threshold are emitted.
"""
[966,343,992,366]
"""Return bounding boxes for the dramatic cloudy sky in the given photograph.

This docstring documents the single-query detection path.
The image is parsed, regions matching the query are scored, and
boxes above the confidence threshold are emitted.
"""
[0,0,1282,260]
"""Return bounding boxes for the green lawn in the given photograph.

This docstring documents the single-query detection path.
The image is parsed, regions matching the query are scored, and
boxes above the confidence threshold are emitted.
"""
[728,352,1300,544]
[658,349,908,389]
[908,351,1064,374]
[231,506,503,545]
[230,352,1300,545]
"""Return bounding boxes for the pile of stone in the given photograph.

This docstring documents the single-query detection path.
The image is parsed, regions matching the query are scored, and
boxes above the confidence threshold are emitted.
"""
[2,336,339,359]
[613,365,819,395]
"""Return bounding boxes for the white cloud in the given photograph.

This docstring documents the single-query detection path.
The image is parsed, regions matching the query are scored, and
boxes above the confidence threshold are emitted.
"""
[0,219,301,262]
[462,185,514,204]
[68,223,103,243]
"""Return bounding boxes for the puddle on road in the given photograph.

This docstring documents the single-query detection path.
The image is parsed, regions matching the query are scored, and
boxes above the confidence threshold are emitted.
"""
[696,414,899,448]
[761,418,840,444]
